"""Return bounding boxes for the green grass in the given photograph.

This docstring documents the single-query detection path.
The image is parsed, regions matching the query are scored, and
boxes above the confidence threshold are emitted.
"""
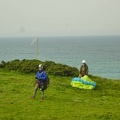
[0,69,120,120]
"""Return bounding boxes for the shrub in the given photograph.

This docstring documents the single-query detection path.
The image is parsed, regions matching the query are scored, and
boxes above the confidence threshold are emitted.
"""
[0,59,79,77]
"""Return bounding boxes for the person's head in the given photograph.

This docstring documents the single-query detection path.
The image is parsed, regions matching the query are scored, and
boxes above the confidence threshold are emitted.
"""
[39,64,43,71]
[82,60,86,64]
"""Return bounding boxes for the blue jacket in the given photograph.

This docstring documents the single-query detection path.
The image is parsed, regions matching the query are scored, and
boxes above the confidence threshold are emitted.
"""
[36,70,47,81]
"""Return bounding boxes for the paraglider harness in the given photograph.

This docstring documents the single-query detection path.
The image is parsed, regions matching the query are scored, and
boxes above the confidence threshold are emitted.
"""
[80,64,88,77]
[35,72,50,91]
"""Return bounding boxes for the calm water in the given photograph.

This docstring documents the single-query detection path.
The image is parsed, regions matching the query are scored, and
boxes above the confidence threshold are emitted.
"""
[0,36,120,79]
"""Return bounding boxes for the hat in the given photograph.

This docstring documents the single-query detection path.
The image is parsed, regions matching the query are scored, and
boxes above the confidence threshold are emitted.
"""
[39,64,43,69]
[82,60,86,64]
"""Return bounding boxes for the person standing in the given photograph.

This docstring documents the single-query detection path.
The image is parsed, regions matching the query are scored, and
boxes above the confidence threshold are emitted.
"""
[79,60,89,78]
[32,64,47,100]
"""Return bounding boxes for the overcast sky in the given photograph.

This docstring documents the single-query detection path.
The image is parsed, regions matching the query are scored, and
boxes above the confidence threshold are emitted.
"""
[0,0,120,37]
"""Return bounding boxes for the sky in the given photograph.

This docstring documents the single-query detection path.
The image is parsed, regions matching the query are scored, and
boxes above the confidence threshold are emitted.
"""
[0,0,120,37]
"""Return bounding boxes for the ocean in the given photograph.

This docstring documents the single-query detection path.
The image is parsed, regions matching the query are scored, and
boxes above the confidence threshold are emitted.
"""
[0,36,120,79]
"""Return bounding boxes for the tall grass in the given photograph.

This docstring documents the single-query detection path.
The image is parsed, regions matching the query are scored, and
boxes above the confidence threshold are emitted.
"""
[0,69,120,120]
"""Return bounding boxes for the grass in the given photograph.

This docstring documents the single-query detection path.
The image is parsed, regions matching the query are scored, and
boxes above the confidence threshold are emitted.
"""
[0,69,120,120]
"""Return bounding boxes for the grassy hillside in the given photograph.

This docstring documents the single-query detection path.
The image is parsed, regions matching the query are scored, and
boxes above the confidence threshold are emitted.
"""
[0,69,120,120]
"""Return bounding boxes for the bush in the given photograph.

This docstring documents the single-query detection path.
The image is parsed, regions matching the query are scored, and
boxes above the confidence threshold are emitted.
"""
[0,59,79,77]
[0,61,6,68]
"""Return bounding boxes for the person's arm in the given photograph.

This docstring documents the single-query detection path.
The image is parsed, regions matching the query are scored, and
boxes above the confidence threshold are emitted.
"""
[33,71,39,86]
[35,71,39,79]
[86,65,89,74]
[79,66,82,77]
[80,65,82,74]
[38,71,47,80]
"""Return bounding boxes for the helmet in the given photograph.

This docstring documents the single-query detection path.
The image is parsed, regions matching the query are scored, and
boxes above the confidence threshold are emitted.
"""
[39,64,43,69]
[82,60,86,64]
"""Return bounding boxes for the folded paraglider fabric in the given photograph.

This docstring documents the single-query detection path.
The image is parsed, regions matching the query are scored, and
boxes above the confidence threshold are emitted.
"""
[70,75,96,89]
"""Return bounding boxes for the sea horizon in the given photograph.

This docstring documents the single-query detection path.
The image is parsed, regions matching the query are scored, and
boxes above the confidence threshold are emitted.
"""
[0,36,120,79]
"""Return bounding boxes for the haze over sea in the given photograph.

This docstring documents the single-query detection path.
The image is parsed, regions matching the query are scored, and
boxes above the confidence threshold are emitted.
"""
[0,36,120,79]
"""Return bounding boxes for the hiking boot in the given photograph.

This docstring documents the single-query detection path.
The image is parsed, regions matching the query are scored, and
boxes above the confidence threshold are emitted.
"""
[32,96,35,99]
[40,97,44,100]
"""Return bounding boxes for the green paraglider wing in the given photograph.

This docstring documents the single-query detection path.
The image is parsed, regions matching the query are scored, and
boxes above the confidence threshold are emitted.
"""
[70,75,96,89]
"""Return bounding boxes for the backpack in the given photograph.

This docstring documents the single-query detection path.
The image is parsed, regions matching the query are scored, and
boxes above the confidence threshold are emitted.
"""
[43,76,50,90]
[45,76,50,87]
[36,71,50,90]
